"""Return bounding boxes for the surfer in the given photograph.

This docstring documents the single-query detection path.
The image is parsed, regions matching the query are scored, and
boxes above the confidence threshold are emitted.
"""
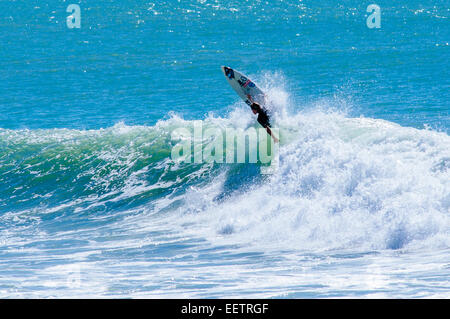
[222,66,279,143]
[250,101,279,143]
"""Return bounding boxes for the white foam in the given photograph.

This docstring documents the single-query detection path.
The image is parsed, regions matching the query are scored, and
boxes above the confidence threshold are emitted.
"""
[164,81,450,252]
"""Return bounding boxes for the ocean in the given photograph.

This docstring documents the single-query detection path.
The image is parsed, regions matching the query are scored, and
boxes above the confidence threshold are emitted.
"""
[0,0,449,298]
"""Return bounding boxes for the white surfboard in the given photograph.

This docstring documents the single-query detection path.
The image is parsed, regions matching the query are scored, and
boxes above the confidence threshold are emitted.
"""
[221,66,266,107]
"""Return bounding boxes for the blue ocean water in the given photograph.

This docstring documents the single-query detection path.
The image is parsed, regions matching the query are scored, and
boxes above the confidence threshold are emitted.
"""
[0,0,449,298]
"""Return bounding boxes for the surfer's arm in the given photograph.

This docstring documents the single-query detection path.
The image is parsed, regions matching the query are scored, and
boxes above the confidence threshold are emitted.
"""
[262,125,279,143]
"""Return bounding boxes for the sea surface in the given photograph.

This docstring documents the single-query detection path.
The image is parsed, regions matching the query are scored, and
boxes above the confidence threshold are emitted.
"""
[0,0,449,298]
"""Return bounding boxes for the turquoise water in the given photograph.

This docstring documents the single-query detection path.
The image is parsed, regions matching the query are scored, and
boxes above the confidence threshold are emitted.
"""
[0,0,449,297]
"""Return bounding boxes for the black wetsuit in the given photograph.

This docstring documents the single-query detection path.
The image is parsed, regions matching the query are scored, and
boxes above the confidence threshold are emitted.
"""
[257,108,271,128]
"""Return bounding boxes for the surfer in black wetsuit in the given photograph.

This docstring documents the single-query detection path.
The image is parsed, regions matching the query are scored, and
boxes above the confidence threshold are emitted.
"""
[250,102,279,143]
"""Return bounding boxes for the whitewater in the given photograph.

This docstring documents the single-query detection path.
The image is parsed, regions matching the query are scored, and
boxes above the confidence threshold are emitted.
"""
[1,77,449,298]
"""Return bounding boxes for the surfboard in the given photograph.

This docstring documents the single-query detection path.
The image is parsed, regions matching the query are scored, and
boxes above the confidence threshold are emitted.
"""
[221,66,266,107]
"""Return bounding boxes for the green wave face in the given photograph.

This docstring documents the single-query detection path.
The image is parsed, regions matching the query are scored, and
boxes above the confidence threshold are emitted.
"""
[0,118,275,216]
